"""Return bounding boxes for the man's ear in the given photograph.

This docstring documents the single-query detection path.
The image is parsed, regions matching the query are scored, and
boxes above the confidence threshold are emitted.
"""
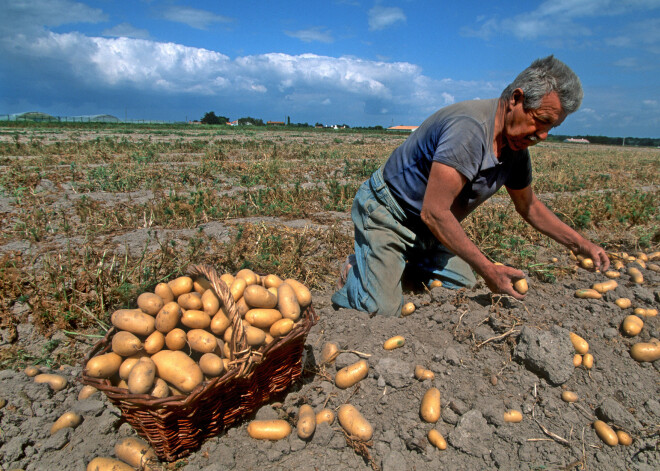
[511,88,524,106]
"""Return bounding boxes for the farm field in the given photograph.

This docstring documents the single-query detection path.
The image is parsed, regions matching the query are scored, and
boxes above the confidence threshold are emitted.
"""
[0,123,658,470]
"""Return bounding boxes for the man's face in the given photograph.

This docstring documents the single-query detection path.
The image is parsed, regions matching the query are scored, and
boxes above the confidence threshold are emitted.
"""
[504,89,567,151]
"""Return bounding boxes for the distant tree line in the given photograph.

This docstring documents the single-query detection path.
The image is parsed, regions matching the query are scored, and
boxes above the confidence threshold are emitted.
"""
[548,134,660,147]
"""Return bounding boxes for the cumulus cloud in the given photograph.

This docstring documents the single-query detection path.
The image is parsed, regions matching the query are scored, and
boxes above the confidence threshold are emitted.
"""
[102,23,150,39]
[284,27,334,43]
[159,6,233,30]
[368,6,406,31]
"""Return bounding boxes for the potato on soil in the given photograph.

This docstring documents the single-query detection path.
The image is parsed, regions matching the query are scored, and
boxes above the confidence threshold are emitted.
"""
[187,329,219,353]
[283,279,312,308]
[85,352,122,379]
[181,310,211,329]
[137,292,164,316]
[634,307,657,317]
[111,309,155,336]
[383,335,405,350]
[593,420,618,446]
[321,342,339,364]
[580,258,594,269]
[429,280,443,288]
[627,267,643,284]
[155,302,182,333]
[582,353,594,369]
[24,365,40,377]
[561,391,578,403]
[604,270,621,279]
[247,419,291,440]
[574,289,601,299]
[154,283,174,304]
[277,282,301,321]
[428,429,447,450]
[335,359,369,389]
[614,298,632,309]
[616,430,633,446]
[297,404,316,440]
[401,302,416,316]
[114,437,159,470]
[503,410,523,423]
[592,279,617,294]
[168,276,193,297]
[86,456,135,471]
[338,404,373,441]
[630,341,660,362]
[78,385,98,400]
[128,357,156,395]
[151,350,203,393]
[572,354,583,367]
[622,315,643,336]
[420,387,441,423]
[50,411,82,435]
[569,332,589,354]
[177,292,203,310]
[414,365,435,381]
[199,353,224,377]
[315,409,335,425]
[111,331,143,357]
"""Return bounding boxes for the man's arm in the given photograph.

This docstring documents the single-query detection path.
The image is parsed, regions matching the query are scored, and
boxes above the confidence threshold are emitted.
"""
[421,161,526,299]
[507,185,610,271]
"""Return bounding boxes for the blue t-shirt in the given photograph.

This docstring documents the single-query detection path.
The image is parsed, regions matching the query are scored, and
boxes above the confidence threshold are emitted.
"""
[383,98,532,228]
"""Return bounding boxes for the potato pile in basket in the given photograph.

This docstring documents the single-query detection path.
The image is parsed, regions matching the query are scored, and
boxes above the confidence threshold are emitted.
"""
[84,269,311,397]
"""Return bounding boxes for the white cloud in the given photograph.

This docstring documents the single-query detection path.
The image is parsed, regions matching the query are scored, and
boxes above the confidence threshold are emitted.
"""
[159,6,233,30]
[368,6,406,31]
[642,99,658,107]
[285,27,334,43]
[102,23,150,40]
[0,0,106,35]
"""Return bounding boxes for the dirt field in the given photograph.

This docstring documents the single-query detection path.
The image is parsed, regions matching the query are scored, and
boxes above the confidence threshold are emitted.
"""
[0,124,658,470]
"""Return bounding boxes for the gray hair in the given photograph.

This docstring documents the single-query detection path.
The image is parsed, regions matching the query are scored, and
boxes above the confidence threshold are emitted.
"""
[501,55,583,114]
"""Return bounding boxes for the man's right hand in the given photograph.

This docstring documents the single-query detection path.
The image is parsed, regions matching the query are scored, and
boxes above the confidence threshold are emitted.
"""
[482,263,526,300]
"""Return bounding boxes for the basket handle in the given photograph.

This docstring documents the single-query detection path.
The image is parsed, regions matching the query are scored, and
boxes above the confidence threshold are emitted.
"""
[187,264,261,378]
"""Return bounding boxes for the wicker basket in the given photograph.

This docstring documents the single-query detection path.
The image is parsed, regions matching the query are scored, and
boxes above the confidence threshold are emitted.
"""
[81,264,318,461]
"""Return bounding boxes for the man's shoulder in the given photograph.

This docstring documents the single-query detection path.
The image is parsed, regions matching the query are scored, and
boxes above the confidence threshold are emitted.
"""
[422,99,498,132]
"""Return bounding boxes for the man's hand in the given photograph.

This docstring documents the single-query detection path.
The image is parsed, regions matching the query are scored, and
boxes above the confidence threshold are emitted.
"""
[574,240,610,272]
[481,263,526,300]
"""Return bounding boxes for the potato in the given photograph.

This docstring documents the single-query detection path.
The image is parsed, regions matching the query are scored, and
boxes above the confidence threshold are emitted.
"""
[582,353,594,369]
[401,302,416,316]
[119,356,142,380]
[201,289,220,316]
[24,365,40,377]
[283,279,312,308]
[168,276,193,297]
[236,268,259,286]
[150,378,170,398]
[321,342,339,364]
[181,310,211,329]
[648,251,660,261]
[315,409,335,425]
[604,270,621,279]
[593,420,618,446]
[235,297,250,318]
[193,276,211,294]
[503,410,523,423]
[297,404,316,440]
[613,260,625,270]
[199,353,224,377]
[630,341,660,362]
[86,457,135,471]
[151,350,203,393]
[414,365,435,381]
[427,429,447,450]
[220,273,235,287]
[137,292,164,316]
[245,309,282,329]
[128,357,156,395]
[165,328,187,351]
[114,437,158,470]
[78,385,98,400]
[85,352,122,379]
[335,359,369,389]
[383,335,405,350]
[245,325,267,346]
[614,298,632,309]
[50,411,82,435]
[337,404,373,441]
[111,331,143,357]
[178,292,203,311]
[592,279,617,294]
[580,258,594,269]
[187,329,219,353]
[561,391,578,403]
[111,309,155,336]
[648,263,660,273]
[513,278,528,294]
[574,289,602,299]
[144,331,165,355]
[210,310,231,336]
[573,354,583,367]
[263,274,284,289]
[247,419,291,440]
[627,267,643,284]
[277,282,301,321]
[634,307,657,317]
[622,315,643,336]
[155,302,182,333]
[420,387,441,423]
[244,285,278,309]
[230,278,247,302]
[154,282,175,304]
[429,280,443,289]
[616,430,633,446]
[270,318,294,338]
[569,332,589,354]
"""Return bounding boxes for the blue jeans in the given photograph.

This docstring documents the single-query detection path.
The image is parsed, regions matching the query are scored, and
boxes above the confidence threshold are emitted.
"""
[331,167,476,317]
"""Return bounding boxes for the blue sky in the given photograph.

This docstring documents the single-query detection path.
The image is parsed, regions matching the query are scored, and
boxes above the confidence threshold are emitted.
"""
[1,0,659,137]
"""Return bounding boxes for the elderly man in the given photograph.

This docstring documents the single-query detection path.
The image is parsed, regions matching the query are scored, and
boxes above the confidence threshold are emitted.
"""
[332,55,609,317]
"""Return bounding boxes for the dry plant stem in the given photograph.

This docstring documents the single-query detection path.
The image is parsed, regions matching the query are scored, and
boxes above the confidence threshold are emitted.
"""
[533,418,571,446]
[73,305,110,331]
[475,324,520,349]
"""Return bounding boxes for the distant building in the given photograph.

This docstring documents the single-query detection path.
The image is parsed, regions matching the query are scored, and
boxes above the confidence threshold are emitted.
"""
[387,125,419,132]
[267,121,285,126]
[564,138,590,144]
[10,111,57,122]
[70,114,120,123]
